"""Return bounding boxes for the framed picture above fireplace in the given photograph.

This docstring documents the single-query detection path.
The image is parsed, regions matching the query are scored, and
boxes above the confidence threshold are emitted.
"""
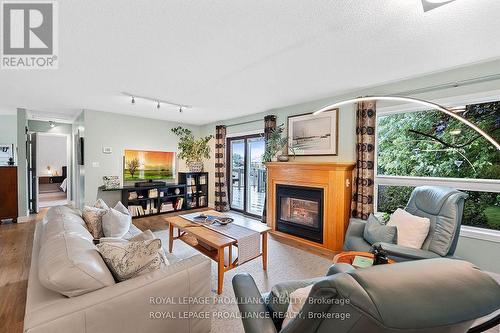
[287,109,338,156]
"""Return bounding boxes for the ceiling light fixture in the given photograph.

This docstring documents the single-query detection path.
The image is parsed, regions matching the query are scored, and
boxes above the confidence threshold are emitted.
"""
[179,106,183,113]
[422,0,456,12]
[122,92,190,112]
[49,121,56,128]
[312,96,499,150]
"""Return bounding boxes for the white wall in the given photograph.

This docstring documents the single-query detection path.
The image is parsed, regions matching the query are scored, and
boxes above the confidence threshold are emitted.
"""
[37,134,68,177]
[0,114,17,146]
[83,110,198,206]
[16,109,28,217]
[0,114,17,165]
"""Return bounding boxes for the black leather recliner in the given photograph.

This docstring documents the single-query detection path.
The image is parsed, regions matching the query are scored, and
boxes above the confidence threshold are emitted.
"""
[232,258,500,333]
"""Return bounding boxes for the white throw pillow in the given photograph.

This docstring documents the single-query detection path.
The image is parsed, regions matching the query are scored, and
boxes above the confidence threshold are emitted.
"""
[102,202,132,238]
[282,284,314,327]
[387,208,430,249]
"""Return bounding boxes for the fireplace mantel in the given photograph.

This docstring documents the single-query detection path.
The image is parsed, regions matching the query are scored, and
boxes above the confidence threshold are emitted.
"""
[266,161,355,254]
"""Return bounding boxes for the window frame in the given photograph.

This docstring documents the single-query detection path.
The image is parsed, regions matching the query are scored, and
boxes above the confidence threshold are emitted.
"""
[374,92,500,242]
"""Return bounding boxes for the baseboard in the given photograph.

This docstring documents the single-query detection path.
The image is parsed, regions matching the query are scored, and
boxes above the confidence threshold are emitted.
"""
[17,216,30,223]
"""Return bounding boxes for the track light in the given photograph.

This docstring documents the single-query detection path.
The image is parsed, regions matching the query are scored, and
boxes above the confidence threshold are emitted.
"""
[131,96,135,104]
[49,121,55,128]
[157,101,160,109]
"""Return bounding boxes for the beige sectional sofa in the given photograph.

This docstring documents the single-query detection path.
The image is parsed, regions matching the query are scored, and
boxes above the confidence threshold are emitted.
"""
[24,205,212,333]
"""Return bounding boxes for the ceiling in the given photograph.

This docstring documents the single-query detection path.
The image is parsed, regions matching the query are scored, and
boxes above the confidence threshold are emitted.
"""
[1,0,500,125]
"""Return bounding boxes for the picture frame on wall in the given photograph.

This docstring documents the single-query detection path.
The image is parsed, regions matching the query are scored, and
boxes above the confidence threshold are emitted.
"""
[287,109,338,156]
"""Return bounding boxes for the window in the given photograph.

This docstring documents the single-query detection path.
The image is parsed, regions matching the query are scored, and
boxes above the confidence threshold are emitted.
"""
[375,100,500,232]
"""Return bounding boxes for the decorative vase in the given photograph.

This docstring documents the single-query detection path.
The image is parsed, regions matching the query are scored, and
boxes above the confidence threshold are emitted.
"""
[187,161,204,172]
[277,155,289,162]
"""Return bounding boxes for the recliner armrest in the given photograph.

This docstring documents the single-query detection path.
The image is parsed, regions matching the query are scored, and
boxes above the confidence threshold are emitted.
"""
[375,242,441,260]
[326,263,356,276]
[232,273,277,333]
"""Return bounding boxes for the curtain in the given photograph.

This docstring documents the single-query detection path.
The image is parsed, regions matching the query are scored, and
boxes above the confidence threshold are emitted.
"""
[351,101,376,220]
[214,125,229,212]
[262,115,277,222]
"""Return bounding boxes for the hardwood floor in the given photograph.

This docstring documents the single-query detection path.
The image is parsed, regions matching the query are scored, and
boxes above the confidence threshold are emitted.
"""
[0,213,37,333]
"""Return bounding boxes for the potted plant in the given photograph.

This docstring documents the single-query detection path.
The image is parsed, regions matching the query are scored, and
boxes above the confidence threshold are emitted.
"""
[262,124,295,162]
[171,127,213,172]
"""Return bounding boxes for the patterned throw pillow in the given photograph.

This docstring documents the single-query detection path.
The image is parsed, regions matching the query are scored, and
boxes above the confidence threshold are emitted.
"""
[96,239,167,281]
[94,198,109,210]
[82,206,107,239]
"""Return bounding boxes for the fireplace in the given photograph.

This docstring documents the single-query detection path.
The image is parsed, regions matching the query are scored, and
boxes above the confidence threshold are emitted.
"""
[276,185,323,243]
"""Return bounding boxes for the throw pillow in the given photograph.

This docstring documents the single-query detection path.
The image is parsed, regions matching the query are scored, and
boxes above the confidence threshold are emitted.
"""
[129,229,155,242]
[114,201,129,215]
[363,214,398,245]
[282,284,314,327]
[82,206,107,239]
[387,208,430,249]
[94,198,109,210]
[102,202,132,238]
[97,239,167,281]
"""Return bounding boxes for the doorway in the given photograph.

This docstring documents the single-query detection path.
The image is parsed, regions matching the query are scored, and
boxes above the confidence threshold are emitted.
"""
[29,133,70,211]
[227,134,266,217]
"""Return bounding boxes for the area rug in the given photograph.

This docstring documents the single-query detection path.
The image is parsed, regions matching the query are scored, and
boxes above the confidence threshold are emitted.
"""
[148,215,332,333]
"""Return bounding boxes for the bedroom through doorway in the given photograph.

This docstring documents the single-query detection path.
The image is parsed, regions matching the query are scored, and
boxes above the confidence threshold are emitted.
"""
[34,133,70,209]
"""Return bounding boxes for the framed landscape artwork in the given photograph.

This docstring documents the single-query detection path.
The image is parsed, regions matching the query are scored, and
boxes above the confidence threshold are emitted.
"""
[287,109,338,156]
[123,150,175,181]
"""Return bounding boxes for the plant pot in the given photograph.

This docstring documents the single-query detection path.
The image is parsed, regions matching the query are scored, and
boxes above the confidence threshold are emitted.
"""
[277,155,289,162]
[187,161,204,172]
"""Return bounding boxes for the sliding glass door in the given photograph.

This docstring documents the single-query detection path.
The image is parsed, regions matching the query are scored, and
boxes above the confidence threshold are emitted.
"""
[228,134,266,217]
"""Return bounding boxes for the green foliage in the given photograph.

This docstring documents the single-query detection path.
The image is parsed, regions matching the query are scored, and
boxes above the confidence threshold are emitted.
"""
[376,101,499,230]
[232,153,244,168]
[377,185,500,231]
[377,102,499,179]
[262,124,294,162]
[377,185,414,213]
[171,127,213,162]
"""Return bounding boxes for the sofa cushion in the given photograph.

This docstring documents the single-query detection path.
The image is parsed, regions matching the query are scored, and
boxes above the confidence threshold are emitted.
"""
[388,208,430,249]
[38,233,115,297]
[123,223,143,239]
[102,203,132,238]
[363,214,397,245]
[45,205,83,223]
[97,239,168,282]
[82,206,107,239]
[42,214,93,243]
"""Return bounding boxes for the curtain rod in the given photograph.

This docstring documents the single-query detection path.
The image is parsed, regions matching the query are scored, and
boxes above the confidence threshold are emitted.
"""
[390,73,500,96]
[224,118,263,128]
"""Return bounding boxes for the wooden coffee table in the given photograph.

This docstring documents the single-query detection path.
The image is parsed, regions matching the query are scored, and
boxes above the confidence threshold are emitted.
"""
[166,210,271,294]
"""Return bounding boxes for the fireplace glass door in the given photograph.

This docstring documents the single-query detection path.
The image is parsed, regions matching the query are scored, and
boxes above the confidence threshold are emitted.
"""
[276,185,323,243]
[280,197,320,229]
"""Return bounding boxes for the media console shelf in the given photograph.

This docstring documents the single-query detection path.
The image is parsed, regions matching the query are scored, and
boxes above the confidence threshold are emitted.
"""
[103,172,209,219]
